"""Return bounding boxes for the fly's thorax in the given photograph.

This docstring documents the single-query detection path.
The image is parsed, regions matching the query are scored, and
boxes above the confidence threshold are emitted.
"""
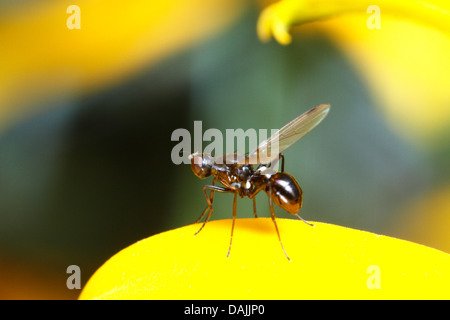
[255,165,277,178]
[229,169,253,191]
[235,164,253,180]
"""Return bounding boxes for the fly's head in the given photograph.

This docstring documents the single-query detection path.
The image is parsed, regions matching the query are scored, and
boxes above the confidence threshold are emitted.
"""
[189,153,215,179]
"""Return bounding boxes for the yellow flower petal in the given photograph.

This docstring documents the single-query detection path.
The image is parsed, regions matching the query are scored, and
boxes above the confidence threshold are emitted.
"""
[80,218,449,300]
[257,0,450,45]
[257,0,450,144]
[394,186,450,254]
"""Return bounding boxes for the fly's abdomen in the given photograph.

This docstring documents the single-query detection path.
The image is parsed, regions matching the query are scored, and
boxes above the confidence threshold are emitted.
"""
[266,172,303,214]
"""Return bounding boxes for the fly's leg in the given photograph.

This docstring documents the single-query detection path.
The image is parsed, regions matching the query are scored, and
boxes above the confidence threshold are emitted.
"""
[279,154,285,172]
[227,192,238,258]
[192,179,216,225]
[294,213,314,227]
[269,153,285,172]
[194,185,233,236]
[248,183,267,218]
[268,183,291,261]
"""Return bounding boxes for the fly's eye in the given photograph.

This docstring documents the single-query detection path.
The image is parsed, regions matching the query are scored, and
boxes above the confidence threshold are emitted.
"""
[190,153,212,179]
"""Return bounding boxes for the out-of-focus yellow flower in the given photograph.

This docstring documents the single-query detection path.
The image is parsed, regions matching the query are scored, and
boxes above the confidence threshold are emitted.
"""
[80,218,450,300]
[257,0,450,145]
[393,186,450,254]
[0,0,246,131]
[321,16,450,146]
[258,0,450,44]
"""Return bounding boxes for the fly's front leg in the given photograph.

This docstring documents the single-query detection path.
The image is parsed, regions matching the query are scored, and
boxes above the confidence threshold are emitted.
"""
[192,178,216,225]
[194,184,233,236]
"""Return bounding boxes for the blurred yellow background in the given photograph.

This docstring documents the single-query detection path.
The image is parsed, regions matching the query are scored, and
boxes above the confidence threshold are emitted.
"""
[0,0,449,299]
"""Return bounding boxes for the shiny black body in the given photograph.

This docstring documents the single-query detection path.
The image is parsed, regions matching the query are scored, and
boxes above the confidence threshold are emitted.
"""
[188,104,330,260]
[190,152,311,261]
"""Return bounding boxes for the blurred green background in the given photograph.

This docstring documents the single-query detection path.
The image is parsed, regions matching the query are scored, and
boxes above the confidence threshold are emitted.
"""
[0,0,449,299]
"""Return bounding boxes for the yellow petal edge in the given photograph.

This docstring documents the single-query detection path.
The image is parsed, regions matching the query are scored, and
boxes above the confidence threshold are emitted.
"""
[258,0,450,45]
[79,218,449,299]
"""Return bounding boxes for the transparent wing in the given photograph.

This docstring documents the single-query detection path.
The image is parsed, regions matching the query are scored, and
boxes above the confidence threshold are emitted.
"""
[247,104,330,165]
